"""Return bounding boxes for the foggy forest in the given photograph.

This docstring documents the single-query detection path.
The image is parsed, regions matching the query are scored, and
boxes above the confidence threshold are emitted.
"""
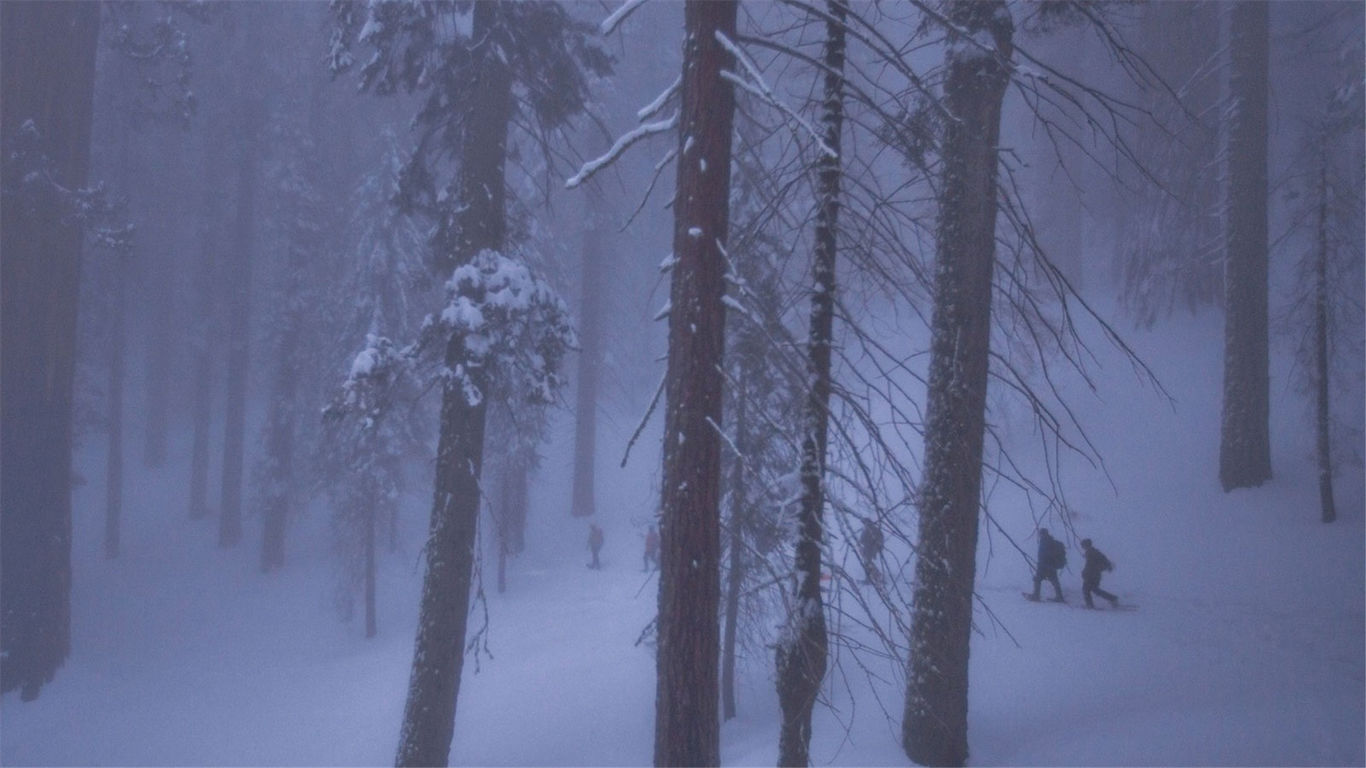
[2,1,1363,766]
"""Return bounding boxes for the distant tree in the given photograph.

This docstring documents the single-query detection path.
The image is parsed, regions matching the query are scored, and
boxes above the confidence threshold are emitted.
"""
[257,114,332,572]
[0,0,102,701]
[570,186,608,519]
[218,92,264,549]
[1120,1,1222,326]
[318,131,432,634]
[329,2,608,763]
[902,2,1013,765]
[1219,1,1272,492]
[1280,27,1365,525]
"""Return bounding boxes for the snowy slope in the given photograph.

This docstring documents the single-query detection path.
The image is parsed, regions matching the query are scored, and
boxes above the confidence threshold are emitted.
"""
[2,308,1362,766]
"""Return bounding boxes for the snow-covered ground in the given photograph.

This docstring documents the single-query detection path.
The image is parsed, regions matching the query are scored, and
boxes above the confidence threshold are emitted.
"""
[3,309,1362,766]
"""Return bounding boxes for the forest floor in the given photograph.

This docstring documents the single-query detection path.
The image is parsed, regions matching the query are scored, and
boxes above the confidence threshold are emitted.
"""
[3,309,1362,766]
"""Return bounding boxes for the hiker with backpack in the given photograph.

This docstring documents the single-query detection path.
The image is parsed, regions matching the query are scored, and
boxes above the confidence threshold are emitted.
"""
[1029,527,1067,602]
[1080,538,1120,609]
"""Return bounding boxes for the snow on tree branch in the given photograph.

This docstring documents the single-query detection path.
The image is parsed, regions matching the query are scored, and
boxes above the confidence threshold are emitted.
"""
[565,113,678,189]
[714,31,837,160]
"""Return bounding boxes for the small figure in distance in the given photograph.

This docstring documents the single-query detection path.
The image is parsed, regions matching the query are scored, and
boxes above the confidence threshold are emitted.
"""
[1080,538,1120,609]
[588,523,604,570]
[1028,527,1067,602]
[643,524,659,572]
[859,517,884,585]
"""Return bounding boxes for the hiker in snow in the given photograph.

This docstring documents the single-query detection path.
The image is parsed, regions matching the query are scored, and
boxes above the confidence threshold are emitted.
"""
[643,525,659,572]
[859,517,884,585]
[1080,538,1119,608]
[1029,527,1067,602]
[588,523,604,569]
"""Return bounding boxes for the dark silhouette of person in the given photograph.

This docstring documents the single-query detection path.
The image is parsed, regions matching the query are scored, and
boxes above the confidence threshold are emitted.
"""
[859,518,884,585]
[643,525,659,572]
[1080,538,1119,608]
[587,523,604,569]
[1030,527,1066,602]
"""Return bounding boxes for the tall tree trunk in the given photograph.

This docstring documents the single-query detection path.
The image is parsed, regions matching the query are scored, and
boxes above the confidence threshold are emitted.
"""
[188,175,217,520]
[1219,0,1272,492]
[105,259,127,559]
[0,0,101,701]
[218,99,262,549]
[654,2,737,765]
[570,189,605,518]
[142,257,172,469]
[259,324,299,571]
[394,5,510,764]
[902,4,1012,766]
[721,381,747,723]
[777,3,845,764]
[365,497,378,638]
[1314,157,1335,524]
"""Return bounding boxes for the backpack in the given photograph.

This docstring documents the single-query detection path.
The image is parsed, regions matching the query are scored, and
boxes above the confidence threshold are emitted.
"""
[1045,538,1066,569]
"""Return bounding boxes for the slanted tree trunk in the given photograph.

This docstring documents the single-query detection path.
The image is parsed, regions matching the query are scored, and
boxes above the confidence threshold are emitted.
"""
[394,5,510,764]
[654,2,737,764]
[218,99,262,549]
[570,189,605,519]
[902,3,1012,766]
[776,3,845,765]
[1219,0,1272,492]
[0,0,101,701]
[1313,157,1336,524]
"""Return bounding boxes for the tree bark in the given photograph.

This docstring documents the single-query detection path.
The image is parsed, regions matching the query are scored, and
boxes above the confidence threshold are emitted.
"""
[902,4,1012,766]
[654,2,737,765]
[1314,157,1335,524]
[776,3,845,764]
[0,0,101,701]
[1219,0,1272,492]
[394,4,510,764]
[570,189,605,519]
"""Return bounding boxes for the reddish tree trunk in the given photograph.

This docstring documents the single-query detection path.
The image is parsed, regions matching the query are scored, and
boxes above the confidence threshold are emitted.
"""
[654,2,737,765]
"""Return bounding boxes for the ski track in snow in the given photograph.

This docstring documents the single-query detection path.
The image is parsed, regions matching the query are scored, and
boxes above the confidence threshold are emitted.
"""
[2,309,1362,766]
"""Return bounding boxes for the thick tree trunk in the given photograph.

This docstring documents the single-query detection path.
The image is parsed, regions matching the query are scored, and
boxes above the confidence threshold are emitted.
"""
[394,4,510,764]
[219,99,263,549]
[776,3,844,765]
[1314,159,1335,524]
[902,4,1012,766]
[0,0,101,701]
[570,191,605,519]
[105,262,127,559]
[654,3,737,765]
[1219,0,1272,492]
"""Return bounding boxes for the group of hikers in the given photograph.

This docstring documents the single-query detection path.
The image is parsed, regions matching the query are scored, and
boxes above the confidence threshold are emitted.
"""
[1030,527,1120,609]
[584,522,659,572]
[588,519,1120,610]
